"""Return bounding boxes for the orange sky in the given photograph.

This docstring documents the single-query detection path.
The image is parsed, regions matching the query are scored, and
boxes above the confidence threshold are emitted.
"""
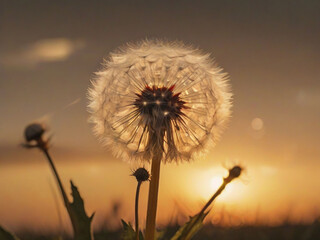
[1,141,320,232]
[1,0,320,233]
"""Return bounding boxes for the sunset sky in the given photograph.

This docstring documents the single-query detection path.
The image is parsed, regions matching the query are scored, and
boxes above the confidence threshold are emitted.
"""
[1,0,320,233]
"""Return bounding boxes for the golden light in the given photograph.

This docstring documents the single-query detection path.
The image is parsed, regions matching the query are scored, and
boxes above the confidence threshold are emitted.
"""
[187,168,244,204]
[210,176,223,192]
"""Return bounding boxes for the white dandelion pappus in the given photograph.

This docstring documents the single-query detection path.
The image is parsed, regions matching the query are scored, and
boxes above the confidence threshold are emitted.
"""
[88,41,232,163]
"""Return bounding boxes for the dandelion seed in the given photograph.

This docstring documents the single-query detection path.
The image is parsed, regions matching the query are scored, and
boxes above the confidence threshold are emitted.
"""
[88,40,232,163]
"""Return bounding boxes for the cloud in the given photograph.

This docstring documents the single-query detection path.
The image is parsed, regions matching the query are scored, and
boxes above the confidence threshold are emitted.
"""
[1,38,85,68]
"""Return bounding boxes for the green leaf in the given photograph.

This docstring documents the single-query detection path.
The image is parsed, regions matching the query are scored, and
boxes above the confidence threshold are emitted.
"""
[170,212,208,240]
[121,219,144,240]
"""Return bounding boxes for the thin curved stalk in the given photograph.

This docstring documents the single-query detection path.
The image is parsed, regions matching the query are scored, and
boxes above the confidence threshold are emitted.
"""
[135,181,142,240]
[42,149,69,208]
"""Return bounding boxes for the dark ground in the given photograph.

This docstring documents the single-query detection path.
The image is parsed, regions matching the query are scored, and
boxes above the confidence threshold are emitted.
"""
[12,220,320,240]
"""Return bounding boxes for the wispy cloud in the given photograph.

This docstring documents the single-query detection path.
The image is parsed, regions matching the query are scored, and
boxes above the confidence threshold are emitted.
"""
[1,38,85,68]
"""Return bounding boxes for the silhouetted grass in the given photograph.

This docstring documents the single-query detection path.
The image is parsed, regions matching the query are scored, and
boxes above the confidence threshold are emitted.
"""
[12,220,320,240]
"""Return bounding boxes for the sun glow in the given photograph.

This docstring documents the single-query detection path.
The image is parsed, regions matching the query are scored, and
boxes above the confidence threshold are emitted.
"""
[210,176,223,192]
[186,168,245,204]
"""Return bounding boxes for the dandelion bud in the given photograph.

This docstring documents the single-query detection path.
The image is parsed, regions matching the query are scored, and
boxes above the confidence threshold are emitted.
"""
[229,166,242,178]
[24,123,45,142]
[225,165,242,183]
[132,167,150,182]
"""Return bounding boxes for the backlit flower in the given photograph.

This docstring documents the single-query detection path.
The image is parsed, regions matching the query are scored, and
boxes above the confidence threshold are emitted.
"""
[88,40,232,163]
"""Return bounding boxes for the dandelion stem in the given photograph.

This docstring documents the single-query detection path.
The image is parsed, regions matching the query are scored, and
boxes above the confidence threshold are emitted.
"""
[135,181,142,240]
[145,152,162,240]
[181,179,228,238]
[42,148,70,208]
[199,180,227,216]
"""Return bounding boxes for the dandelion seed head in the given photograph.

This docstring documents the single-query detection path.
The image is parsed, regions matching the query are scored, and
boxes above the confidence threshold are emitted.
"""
[88,40,232,163]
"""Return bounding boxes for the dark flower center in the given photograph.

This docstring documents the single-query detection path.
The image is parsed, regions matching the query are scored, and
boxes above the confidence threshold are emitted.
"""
[134,85,186,121]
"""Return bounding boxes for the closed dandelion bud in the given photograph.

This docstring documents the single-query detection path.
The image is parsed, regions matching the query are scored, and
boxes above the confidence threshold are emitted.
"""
[132,167,150,182]
[229,166,242,178]
[225,165,242,183]
[24,123,45,142]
